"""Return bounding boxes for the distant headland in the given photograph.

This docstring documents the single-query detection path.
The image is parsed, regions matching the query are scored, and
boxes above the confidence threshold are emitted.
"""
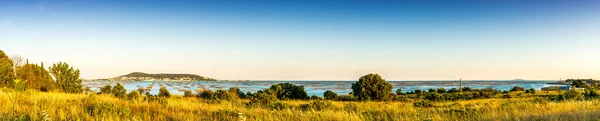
[101,72,216,81]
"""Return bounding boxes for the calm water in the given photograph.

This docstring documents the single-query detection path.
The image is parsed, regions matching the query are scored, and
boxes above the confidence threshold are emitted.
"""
[82,80,559,96]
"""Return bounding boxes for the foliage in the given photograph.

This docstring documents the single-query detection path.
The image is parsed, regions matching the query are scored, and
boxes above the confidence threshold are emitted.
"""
[425,92,444,101]
[127,90,141,100]
[447,88,459,93]
[248,90,278,106]
[228,87,246,99]
[100,84,112,94]
[510,86,525,92]
[525,88,536,94]
[323,90,337,100]
[396,89,404,95]
[569,79,592,88]
[159,87,170,98]
[49,62,82,93]
[15,64,55,91]
[413,100,435,108]
[437,87,446,93]
[351,73,393,101]
[184,90,193,97]
[111,83,127,99]
[0,50,15,87]
[268,83,309,100]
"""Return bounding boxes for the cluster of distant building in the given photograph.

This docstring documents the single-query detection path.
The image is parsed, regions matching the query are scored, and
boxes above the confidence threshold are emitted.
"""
[106,77,196,81]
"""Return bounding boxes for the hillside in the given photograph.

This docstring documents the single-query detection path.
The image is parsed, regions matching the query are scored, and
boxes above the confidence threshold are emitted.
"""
[114,72,215,81]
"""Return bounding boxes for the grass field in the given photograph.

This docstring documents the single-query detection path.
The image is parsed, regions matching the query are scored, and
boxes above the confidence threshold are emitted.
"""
[1,88,599,121]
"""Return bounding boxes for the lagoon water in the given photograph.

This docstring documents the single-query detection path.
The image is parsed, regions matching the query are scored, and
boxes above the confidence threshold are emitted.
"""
[83,80,559,97]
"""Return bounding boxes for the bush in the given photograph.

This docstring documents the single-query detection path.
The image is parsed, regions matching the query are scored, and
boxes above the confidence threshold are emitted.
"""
[184,90,193,97]
[510,86,525,92]
[127,90,141,100]
[300,100,333,111]
[425,92,444,101]
[415,89,422,94]
[310,95,322,100]
[111,83,127,99]
[214,90,233,100]
[323,90,337,100]
[396,89,404,95]
[248,91,278,106]
[159,87,170,98]
[335,95,357,101]
[228,87,246,99]
[269,101,293,110]
[437,87,446,93]
[268,83,309,100]
[0,50,15,87]
[351,73,393,101]
[48,62,83,93]
[564,89,583,100]
[100,84,112,94]
[198,90,216,100]
[447,88,459,93]
[428,88,436,93]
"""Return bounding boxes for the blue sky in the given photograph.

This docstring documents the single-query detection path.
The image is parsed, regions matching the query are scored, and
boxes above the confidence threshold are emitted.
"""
[1,0,599,80]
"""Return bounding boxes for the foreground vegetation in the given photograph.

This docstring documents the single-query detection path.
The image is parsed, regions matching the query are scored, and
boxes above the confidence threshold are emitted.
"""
[2,88,600,121]
[3,49,600,120]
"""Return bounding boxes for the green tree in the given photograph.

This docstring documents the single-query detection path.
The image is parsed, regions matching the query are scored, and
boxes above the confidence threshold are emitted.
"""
[395,89,404,95]
[510,86,525,92]
[437,87,446,93]
[100,84,112,94]
[48,62,82,93]
[0,50,15,87]
[268,83,309,100]
[111,83,127,99]
[159,87,170,98]
[351,73,393,101]
[323,90,337,100]
[16,63,55,91]
[184,90,193,97]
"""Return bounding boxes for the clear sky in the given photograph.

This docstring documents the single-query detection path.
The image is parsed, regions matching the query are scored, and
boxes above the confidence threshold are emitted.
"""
[1,0,599,80]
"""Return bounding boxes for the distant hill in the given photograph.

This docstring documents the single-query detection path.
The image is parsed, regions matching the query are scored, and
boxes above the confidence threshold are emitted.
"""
[114,72,216,81]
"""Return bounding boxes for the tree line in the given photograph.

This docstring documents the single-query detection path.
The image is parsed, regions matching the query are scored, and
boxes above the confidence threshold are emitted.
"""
[0,50,82,93]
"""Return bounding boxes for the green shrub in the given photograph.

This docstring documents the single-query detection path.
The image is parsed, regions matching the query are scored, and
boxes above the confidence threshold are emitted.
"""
[248,90,278,106]
[447,88,459,93]
[428,88,436,93]
[437,87,446,93]
[351,73,393,101]
[127,90,141,100]
[268,83,309,100]
[100,84,112,94]
[413,100,435,108]
[564,89,583,100]
[184,90,193,97]
[159,87,170,98]
[335,95,357,101]
[425,92,444,101]
[0,50,15,88]
[198,90,216,100]
[310,95,322,100]
[228,87,246,99]
[268,101,292,110]
[323,90,337,100]
[395,89,404,95]
[48,62,83,93]
[214,90,233,100]
[510,86,525,92]
[111,83,127,99]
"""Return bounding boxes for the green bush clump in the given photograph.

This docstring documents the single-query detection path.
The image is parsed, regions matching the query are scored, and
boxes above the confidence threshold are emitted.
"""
[100,84,112,94]
[269,83,309,100]
[248,90,278,106]
[184,90,193,97]
[351,74,393,101]
[111,83,127,99]
[413,100,435,108]
[159,87,170,98]
[324,90,337,100]
[127,90,141,101]
[268,101,293,110]
[510,86,525,92]
[437,87,446,93]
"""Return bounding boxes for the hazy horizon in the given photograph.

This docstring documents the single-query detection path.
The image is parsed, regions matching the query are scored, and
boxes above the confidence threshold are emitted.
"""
[2,0,599,80]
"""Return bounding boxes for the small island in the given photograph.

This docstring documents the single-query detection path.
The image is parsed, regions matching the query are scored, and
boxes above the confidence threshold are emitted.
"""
[106,72,216,81]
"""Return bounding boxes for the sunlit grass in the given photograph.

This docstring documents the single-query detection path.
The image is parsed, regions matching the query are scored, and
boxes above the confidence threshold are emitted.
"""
[1,88,599,120]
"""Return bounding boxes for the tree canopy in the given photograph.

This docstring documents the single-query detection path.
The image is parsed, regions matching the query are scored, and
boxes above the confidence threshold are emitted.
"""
[49,62,82,93]
[351,73,393,101]
[16,63,55,91]
[0,50,15,87]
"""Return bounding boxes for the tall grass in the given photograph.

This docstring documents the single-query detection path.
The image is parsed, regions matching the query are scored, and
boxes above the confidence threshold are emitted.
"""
[1,88,599,121]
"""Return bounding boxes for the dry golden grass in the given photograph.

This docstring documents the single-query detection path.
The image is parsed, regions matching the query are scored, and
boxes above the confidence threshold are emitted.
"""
[1,88,599,121]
